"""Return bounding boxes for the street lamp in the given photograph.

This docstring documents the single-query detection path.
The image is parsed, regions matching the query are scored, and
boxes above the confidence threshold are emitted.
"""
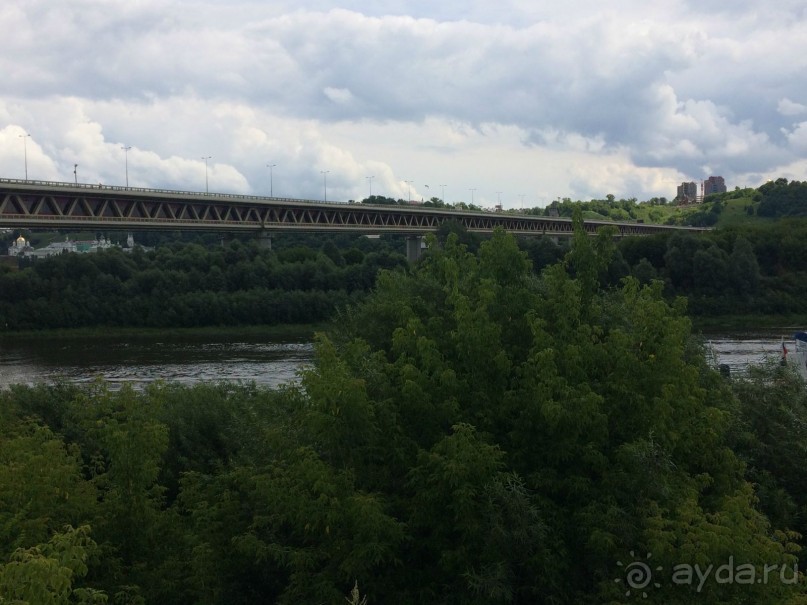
[73,164,78,185]
[366,175,374,198]
[321,170,329,202]
[440,184,446,204]
[405,180,413,203]
[267,163,276,197]
[202,156,212,193]
[469,188,476,205]
[19,133,31,180]
[122,146,132,187]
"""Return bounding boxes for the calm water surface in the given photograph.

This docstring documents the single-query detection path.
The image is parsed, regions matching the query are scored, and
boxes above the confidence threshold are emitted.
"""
[0,328,800,390]
[0,332,315,390]
[701,329,796,375]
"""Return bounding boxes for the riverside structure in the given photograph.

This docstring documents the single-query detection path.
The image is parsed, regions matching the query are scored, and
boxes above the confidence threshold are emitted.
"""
[0,178,707,261]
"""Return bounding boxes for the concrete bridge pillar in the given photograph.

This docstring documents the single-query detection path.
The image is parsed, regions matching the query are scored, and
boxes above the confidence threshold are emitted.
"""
[257,231,272,250]
[406,235,423,263]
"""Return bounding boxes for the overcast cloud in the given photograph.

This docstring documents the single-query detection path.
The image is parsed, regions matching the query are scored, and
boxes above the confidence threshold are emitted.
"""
[1,0,806,207]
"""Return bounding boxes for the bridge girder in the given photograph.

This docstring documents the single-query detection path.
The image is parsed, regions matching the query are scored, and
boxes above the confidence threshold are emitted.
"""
[0,179,705,238]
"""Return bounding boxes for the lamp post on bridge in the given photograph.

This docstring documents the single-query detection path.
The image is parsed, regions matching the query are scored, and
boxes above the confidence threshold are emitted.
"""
[366,175,374,198]
[469,188,476,205]
[122,146,131,187]
[321,170,329,202]
[267,163,276,197]
[73,164,78,185]
[202,156,212,193]
[405,180,413,203]
[440,184,446,204]
[19,133,31,181]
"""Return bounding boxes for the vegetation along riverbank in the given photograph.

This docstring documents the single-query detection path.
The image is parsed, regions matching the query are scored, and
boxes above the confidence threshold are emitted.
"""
[3,212,807,603]
[4,181,807,602]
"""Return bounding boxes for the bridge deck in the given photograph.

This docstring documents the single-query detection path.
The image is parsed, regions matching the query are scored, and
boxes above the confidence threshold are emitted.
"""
[0,178,705,236]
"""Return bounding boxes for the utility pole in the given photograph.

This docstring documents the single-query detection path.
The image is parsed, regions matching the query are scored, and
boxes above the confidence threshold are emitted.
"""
[321,170,329,202]
[202,156,212,193]
[122,146,132,187]
[267,163,276,196]
[19,133,31,180]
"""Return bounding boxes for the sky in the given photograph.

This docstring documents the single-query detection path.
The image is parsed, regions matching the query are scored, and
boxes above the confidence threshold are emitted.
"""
[1,0,807,209]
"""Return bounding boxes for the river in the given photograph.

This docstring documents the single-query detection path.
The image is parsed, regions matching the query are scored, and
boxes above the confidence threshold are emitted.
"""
[0,331,316,390]
[0,328,798,390]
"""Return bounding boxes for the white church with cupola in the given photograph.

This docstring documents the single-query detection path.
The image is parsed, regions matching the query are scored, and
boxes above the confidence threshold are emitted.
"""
[6,233,139,258]
[7,235,33,257]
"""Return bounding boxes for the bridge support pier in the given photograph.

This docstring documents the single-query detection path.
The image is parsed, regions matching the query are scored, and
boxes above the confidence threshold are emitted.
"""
[406,235,423,263]
[256,231,272,250]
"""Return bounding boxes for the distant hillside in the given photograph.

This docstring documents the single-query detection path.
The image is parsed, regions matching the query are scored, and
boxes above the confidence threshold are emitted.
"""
[526,179,807,229]
[755,178,807,218]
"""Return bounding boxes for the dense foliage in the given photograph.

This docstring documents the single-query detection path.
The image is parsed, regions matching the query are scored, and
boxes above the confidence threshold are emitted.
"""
[0,235,407,330]
[756,178,807,218]
[2,222,805,604]
[616,219,807,317]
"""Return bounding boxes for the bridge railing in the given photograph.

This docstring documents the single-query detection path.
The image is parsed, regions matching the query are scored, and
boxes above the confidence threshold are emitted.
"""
[0,178,545,217]
[0,177,326,206]
[0,177,709,232]
[1,177,550,218]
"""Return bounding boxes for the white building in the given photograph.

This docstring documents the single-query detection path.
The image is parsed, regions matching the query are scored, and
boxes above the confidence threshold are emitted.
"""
[7,235,33,257]
[6,234,127,259]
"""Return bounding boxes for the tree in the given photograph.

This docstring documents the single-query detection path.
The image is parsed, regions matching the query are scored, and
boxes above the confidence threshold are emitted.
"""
[318,222,801,603]
[632,257,658,285]
[729,361,807,540]
[693,244,731,294]
[0,525,106,605]
[730,236,761,294]
[663,233,703,290]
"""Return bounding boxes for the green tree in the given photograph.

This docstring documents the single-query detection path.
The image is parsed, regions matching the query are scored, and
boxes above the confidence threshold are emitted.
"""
[632,257,659,285]
[0,525,106,605]
[693,244,731,294]
[729,361,807,539]
[319,222,801,603]
[730,236,761,294]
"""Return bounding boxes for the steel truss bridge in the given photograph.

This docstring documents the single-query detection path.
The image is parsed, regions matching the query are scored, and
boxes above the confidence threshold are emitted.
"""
[0,178,702,239]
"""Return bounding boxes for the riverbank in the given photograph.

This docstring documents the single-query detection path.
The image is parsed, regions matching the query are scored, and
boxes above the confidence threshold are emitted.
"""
[0,322,331,343]
[2,316,804,341]
[690,314,807,333]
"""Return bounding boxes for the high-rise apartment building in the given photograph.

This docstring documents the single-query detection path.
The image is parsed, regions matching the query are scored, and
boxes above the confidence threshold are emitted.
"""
[677,181,698,203]
[703,176,727,196]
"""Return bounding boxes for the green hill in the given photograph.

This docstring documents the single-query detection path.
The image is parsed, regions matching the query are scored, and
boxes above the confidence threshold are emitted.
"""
[533,184,794,229]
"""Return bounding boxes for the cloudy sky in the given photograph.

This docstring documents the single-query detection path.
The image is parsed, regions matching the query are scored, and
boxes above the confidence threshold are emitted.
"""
[1,0,806,208]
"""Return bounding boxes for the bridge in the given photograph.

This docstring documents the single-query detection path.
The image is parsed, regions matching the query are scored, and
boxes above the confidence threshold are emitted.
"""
[0,178,704,260]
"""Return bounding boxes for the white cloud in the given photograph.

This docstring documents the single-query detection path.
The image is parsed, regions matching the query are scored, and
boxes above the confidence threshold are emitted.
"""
[1,0,807,205]
[323,87,354,105]
[779,98,807,117]
[786,122,807,153]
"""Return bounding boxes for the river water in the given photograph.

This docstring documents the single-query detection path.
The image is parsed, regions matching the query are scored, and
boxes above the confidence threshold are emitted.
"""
[0,328,798,390]
[704,331,791,375]
[0,332,316,390]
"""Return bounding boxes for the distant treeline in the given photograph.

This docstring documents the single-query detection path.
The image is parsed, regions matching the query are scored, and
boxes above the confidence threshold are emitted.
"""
[3,205,807,331]
[614,219,807,316]
[754,178,807,217]
[450,216,807,318]
[0,233,408,330]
